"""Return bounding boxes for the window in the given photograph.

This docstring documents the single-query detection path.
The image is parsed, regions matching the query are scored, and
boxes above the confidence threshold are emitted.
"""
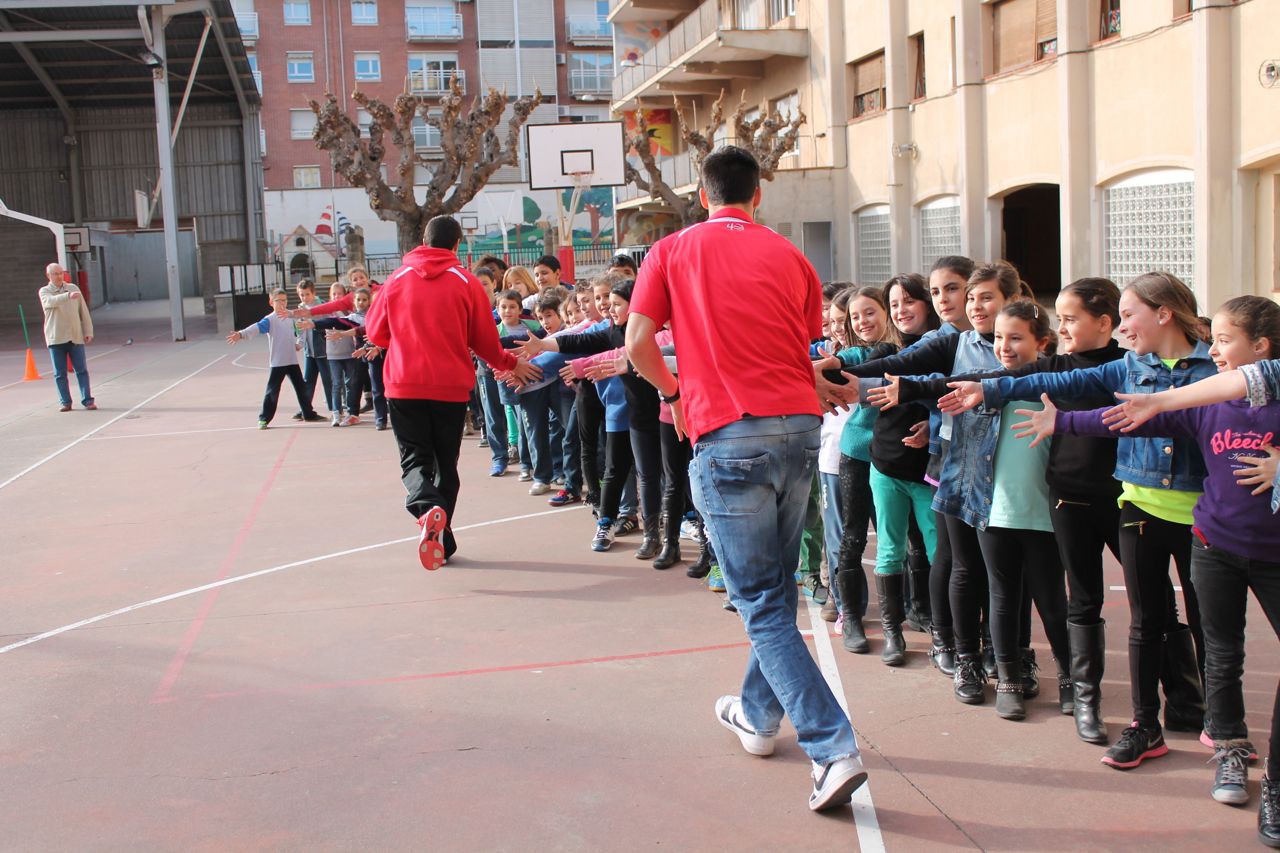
[770,92,799,158]
[290,108,316,139]
[351,0,377,25]
[356,109,373,135]
[991,0,1057,74]
[1099,0,1121,39]
[409,54,461,93]
[569,52,612,94]
[246,51,258,72]
[851,52,885,118]
[354,52,381,81]
[949,17,957,89]
[855,205,891,285]
[1103,169,1194,288]
[910,32,926,101]
[1173,0,1191,18]
[283,0,310,25]
[286,51,314,83]
[769,0,797,23]
[919,197,962,272]
[293,166,321,188]
[406,1,461,40]
[412,115,442,149]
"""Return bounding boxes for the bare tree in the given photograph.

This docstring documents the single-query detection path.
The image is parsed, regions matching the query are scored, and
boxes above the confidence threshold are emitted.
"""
[623,90,807,228]
[309,78,543,254]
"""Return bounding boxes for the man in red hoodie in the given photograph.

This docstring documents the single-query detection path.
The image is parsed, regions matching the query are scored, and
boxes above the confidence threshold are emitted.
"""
[364,215,540,570]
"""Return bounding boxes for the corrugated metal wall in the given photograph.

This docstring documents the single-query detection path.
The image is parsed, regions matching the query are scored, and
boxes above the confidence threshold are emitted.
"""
[0,103,261,244]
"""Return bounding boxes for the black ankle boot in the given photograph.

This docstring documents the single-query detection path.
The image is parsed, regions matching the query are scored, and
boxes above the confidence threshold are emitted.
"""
[930,626,956,676]
[1021,648,1040,699]
[651,508,681,570]
[686,520,712,579]
[1161,623,1206,732]
[903,553,931,633]
[876,574,906,666]
[634,518,660,560]
[996,660,1026,720]
[1069,620,1109,744]
[954,652,986,705]
[1260,769,1280,848]
[837,570,869,654]
[981,635,997,680]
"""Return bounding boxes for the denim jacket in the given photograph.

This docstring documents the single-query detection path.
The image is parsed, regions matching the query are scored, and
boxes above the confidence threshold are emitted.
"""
[930,331,1001,525]
[981,343,1215,491]
[1241,359,1280,513]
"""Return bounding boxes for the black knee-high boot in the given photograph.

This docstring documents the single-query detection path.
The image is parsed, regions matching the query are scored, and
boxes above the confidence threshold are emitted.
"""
[1069,620,1109,744]
[1161,623,1206,732]
[837,568,869,654]
[877,574,906,666]
[652,505,682,570]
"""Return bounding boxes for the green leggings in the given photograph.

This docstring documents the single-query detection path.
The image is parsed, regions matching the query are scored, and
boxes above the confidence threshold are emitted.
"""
[798,471,824,577]
[869,467,936,576]
[505,404,519,438]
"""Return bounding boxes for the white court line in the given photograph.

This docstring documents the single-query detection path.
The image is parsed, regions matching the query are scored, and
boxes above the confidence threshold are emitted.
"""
[88,426,259,441]
[1110,585,1182,592]
[231,353,269,370]
[0,346,124,391]
[0,354,227,492]
[0,505,583,655]
[806,596,886,852]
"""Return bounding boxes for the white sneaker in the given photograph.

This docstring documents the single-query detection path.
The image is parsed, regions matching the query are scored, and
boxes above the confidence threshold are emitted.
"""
[529,481,550,496]
[809,755,867,811]
[680,519,705,543]
[715,695,775,757]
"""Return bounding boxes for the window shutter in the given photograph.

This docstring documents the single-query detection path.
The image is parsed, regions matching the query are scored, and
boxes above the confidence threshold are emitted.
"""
[1035,0,1057,45]
[855,53,884,97]
[992,0,1036,73]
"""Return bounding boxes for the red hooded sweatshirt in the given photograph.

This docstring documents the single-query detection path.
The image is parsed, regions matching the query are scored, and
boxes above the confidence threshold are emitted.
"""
[364,246,517,401]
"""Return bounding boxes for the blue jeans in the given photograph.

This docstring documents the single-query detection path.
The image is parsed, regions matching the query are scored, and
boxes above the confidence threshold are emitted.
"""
[550,389,581,493]
[477,371,508,466]
[690,415,857,765]
[302,354,333,412]
[518,384,554,485]
[366,355,387,424]
[48,341,92,407]
[819,471,844,608]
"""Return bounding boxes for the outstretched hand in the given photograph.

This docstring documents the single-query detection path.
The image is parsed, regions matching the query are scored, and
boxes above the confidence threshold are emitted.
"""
[867,374,901,410]
[1102,392,1165,433]
[937,381,983,415]
[902,420,929,448]
[1009,394,1058,448]
[816,372,859,415]
[225,330,242,344]
[510,358,543,387]
[512,336,547,359]
[1235,445,1280,496]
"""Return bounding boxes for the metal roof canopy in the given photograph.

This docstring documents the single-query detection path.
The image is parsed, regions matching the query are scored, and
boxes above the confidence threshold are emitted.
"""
[0,0,259,341]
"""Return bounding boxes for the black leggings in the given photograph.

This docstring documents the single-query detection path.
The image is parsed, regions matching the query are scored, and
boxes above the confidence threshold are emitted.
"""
[630,425,663,523]
[659,421,693,520]
[576,382,606,500]
[1118,503,1200,726]
[1049,492,1121,626]
[929,508,954,630]
[977,526,1071,667]
[836,455,874,615]
[598,430,635,523]
[946,515,1016,655]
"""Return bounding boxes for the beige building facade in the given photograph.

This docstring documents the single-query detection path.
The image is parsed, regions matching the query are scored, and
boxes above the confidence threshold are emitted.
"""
[611,0,1280,307]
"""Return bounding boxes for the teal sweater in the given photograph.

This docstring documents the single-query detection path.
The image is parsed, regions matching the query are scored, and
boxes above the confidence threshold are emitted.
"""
[834,344,892,460]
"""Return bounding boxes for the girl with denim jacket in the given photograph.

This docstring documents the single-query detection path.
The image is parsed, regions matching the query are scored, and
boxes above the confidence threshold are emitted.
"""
[957,272,1214,770]
[1013,298,1280,834]
[828,262,1030,704]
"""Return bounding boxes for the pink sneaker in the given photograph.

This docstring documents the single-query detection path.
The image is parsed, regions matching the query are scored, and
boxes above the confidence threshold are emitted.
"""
[833,614,844,636]
[417,506,448,571]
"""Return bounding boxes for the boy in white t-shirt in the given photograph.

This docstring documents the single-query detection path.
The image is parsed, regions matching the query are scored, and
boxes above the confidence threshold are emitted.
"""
[227,289,320,429]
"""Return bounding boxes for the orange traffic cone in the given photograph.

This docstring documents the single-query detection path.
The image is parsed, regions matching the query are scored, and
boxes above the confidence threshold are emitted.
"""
[23,348,41,381]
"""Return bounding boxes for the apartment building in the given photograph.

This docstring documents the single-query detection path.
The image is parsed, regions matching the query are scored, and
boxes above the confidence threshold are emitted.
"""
[612,0,1280,304]
[231,0,615,263]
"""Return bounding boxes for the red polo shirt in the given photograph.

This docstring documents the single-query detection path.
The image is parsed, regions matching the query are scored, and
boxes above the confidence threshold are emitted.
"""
[630,208,823,444]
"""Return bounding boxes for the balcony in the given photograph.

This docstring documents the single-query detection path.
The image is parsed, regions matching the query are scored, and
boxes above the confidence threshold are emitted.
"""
[236,11,258,42]
[616,152,697,206]
[611,0,807,109]
[566,14,610,45]
[608,0,699,25]
[409,68,466,96]
[405,7,462,41]
[569,67,613,97]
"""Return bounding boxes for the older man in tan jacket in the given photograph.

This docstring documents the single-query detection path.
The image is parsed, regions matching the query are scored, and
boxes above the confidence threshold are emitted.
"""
[38,262,96,411]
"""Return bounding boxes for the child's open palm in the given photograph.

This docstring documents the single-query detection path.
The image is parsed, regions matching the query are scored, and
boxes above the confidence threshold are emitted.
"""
[1009,394,1057,447]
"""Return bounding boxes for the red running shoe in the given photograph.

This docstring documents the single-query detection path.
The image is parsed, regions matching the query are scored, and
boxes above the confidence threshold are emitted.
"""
[417,506,448,571]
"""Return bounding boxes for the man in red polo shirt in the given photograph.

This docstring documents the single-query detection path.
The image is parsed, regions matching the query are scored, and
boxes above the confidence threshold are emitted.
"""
[626,146,866,812]
[364,215,539,570]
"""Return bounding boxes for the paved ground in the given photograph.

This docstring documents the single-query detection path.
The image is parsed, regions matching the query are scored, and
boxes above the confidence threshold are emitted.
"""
[1,300,1276,851]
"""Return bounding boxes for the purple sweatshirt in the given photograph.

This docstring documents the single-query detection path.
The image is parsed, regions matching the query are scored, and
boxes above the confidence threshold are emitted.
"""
[1057,401,1280,561]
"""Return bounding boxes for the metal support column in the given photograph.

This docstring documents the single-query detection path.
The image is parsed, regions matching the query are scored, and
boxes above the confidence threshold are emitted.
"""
[150,5,185,341]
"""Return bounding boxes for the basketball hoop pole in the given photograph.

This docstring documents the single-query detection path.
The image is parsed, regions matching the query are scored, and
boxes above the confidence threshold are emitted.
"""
[556,171,592,283]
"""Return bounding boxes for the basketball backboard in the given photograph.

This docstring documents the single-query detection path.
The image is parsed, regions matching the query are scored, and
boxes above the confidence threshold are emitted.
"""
[526,121,626,190]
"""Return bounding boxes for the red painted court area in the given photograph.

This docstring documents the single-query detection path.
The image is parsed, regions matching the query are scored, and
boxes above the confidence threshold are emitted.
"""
[1,302,1276,850]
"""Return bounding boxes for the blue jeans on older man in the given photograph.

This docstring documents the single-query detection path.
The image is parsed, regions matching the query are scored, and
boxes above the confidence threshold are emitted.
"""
[689,414,858,766]
[48,341,93,407]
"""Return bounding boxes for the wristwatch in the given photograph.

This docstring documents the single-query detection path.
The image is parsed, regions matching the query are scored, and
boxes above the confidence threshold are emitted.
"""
[662,387,680,404]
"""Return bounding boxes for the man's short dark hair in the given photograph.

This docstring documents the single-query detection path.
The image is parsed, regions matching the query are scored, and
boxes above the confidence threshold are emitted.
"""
[535,254,560,273]
[475,254,508,274]
[424,215,463,249]
[700,146,760,206]
[607,253,638,274]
